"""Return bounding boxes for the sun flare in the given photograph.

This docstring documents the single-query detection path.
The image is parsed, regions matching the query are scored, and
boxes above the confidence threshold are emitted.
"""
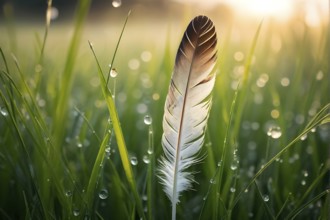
[231,0,293,19]
[172,0,328,24]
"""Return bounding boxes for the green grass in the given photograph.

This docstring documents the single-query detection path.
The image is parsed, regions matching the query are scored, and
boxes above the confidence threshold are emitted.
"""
[0,1,329,220]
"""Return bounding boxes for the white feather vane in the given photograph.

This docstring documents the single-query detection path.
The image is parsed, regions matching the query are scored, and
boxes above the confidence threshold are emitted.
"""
[158,15,217,213]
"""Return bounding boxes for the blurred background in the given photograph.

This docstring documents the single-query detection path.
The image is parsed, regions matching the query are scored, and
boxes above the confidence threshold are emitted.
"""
[0,0,328,26]
[0,0,328,21]
[0,0,328,75]
[0,1,329,219]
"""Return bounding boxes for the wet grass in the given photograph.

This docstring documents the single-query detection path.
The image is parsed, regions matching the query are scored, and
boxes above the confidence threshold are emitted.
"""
[0,1,329,220]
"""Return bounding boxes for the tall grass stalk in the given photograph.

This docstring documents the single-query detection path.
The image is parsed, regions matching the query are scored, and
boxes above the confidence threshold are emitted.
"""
[146,124,155,220]
[88,41,146,220]
[53,0,91,149]
[106,10,131,86]
[214,84,239,219]
[232,21,263,138]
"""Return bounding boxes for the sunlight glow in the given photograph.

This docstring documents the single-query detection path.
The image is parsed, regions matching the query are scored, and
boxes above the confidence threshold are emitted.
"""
[230,0,293,19]
[172,0,328,24]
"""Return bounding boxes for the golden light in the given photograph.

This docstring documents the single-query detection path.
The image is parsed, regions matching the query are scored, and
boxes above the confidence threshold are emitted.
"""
[172,0,328,25]
[228,0,293,20]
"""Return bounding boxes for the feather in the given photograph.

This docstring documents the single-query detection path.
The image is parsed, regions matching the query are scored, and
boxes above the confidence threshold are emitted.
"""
[158,15,217,218]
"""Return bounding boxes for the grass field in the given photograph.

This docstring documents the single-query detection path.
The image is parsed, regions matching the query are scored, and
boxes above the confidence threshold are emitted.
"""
[0,1,329,219]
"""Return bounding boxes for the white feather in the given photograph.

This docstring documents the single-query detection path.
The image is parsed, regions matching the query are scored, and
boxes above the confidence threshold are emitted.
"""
[158,15,217,218]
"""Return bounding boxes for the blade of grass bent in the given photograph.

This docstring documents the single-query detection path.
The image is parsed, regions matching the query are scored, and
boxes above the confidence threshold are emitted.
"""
[286,189,330,220]
[230,103,330,209]
[285,166,329,219]
[89,42,146,220]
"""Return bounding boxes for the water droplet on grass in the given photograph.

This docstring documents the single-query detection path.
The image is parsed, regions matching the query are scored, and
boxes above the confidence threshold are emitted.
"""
[130,156,138,166]
[144,115,152,125]
[77,142,83,148]
[263,195,270,202]
[0,107,8,116]
[230,161,238,171]
[110,68,118,78]
[303,170,309,177]
[300,134,308,140]
[230,187,236,193]
[49,7,59,20]
[301,180,306,185]
[143,155,150,164]
[267,126,282,139]
[209,178,216,184]
[112,0,122,8]
[65,190,72,197]
[217,161,222,167]
[99,189,108,199]
[73,209,80,216]
[147,148,153,155]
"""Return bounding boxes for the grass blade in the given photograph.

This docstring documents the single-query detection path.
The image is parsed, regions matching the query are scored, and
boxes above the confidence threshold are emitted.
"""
[286,189,330,219]
[254,181,275,220]
[53,0,91,148]
[215,84,239,218]
[232,21,263,137]
[285,164,330,219]
[89,41,146,220]
[86,132,110,211]
[106,10,131,85]
[231,103,330,209]
[146,125,155,220]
